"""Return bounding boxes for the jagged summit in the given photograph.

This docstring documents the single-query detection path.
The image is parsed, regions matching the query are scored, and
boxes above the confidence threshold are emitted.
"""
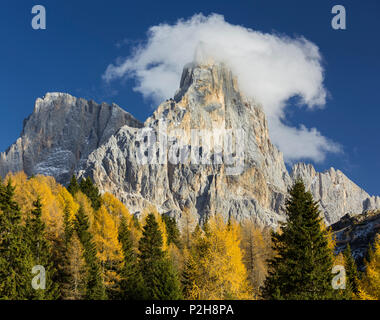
[1,63,379,227]
[0,93,142,183]
[291,162,380,224]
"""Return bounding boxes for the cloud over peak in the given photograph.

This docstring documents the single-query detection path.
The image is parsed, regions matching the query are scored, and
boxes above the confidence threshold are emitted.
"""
[103,13,341,163]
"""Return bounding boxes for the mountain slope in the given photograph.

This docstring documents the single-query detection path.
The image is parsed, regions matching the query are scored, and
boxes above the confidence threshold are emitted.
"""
[291,163,380,224]
[1,64,378,227]
[332,210,380,269]
[78,63,291,227]
[0,93,142,184]
[77,62,380,226]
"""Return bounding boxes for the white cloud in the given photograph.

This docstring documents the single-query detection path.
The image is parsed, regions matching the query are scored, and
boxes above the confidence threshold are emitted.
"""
[103,13,341,163]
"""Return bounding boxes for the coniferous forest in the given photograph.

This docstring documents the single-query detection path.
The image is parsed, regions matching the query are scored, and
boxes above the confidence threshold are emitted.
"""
[0,172,379,300]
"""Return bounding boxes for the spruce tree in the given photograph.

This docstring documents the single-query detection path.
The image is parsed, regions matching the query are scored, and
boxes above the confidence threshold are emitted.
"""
[138,213,182,300]
[67,175,80,195]
[25,198,59,299]
[63,205,74,245]
[75,206,106,299]
[52,204,75,299]
[117,216,143,299]
[0,178,34,299]
[261,179,337,300]
[343,244,359,297]
[79,177,102,210]
[162,215,181,248]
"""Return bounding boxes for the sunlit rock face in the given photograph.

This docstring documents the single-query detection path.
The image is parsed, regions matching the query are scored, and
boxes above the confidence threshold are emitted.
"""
[0,92,142,184]
[290,163,380,224]
[2,64,379,228]
[332,210,380,269]
[77,63,379,227]
[78,63,292,227]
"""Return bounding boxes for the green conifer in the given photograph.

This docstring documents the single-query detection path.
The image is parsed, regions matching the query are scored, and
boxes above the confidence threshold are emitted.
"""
[67,175,80,195]
[79,177,102,210]
[117,216,143,299]
[75,206,106,299]
[25,198,59,299]
[138,213,182,300]
[0,179,34,299]
[343,244,359,297]
[261,179,337,300]
[162,214,181,248]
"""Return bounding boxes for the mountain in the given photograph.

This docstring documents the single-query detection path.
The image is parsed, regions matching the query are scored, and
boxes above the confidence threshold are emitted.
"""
[0,92,142,184]
[1,63,379,227]
[332,210,380,269]
[291,163,380,225]
[78,63,291,227]
[77,62,380,226]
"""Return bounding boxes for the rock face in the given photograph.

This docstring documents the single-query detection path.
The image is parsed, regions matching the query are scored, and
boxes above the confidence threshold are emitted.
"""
[1,63,379,227]
[78,63,291,227]
[291,163,380,224]
[77,62,380,227]
[331,210,380,269]
[0,92,142,184]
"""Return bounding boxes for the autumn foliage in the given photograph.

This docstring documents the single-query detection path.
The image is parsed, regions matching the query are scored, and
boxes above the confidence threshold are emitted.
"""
[0,172,379,300]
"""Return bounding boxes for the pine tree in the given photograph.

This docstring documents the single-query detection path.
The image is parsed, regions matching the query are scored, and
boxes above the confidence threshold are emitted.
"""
[162,214,181,248]
[261,179,337,300]
[343,244,359,298]
[117,216,143,299]
[138,213,182,300]
[67,175,80,195]
[79,177,102,210]
[0,178,34,299]
[52,204,76,299]
[75,206,106,300]
[25,198,59,299]
[63,204,74,245]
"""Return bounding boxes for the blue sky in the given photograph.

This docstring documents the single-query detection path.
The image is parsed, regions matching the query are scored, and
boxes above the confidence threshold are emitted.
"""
[1,0,379,195]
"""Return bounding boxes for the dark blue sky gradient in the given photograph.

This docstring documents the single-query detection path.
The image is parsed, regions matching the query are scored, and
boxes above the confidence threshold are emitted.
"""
[1,0,379,194]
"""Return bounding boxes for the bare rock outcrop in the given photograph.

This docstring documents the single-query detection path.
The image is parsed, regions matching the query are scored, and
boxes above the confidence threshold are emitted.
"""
[0,92,142,183]
[1,63,379,228]
[78,63,291,227]
[291,163,380,224]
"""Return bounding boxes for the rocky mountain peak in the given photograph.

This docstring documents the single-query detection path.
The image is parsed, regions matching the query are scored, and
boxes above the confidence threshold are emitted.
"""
[1,64,379,228]
[78,62,380,227]
[290,162,380,224]
[0,93,142,183]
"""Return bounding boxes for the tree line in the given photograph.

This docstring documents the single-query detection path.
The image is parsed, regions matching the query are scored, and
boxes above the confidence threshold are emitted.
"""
[0,172,379,300]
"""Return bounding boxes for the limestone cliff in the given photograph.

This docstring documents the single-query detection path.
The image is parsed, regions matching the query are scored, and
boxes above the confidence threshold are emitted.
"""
[291,163,380,224]
[0,92,142,184]
[78,63,291,227]
[77,63,380,226]
[1,64,379,227]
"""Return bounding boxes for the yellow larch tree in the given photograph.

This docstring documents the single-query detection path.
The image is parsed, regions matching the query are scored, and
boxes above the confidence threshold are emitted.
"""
[74,191,96,229]
[185,215,253,300]
[358,235,380,300]
[240,219,273,294]
[62,232,87,300]
[102,192,131,226]
[57,186,79,225]
[180,206,197,249]
[93,205,123,296]
[7,172,65,238]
